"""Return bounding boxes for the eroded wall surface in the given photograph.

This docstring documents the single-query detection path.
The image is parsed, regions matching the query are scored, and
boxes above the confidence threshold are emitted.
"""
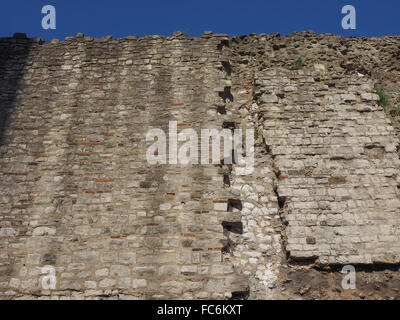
[1,31,400,299]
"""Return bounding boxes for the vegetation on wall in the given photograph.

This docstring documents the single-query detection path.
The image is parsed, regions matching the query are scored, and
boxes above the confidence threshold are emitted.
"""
[374,84,388,108]
[296,57,303,69]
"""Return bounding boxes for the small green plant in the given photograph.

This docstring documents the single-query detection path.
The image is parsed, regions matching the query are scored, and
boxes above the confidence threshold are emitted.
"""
[322,70,329,81]
[296,57,303,69]
[374,84,388,108]
[254,127,259,141]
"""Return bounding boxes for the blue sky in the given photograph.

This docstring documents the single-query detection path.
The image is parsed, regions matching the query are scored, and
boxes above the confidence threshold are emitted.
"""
[1,0,399,41]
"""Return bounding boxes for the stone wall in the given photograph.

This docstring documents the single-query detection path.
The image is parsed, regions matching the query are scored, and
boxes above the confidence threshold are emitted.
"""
[0,31,400,299]
[255,68,400,264]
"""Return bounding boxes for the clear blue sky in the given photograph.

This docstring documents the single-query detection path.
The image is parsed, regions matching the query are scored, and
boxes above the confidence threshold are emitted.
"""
[1,0,399,41]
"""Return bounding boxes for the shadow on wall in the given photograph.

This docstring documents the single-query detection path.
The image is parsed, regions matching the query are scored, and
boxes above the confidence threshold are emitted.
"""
[0,33,33,147]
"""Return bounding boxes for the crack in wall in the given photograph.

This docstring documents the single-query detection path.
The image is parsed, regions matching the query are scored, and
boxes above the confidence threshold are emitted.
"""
[260,135,289,263]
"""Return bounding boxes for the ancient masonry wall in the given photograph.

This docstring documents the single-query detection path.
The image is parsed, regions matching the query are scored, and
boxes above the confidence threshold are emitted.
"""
[0,31,400,299]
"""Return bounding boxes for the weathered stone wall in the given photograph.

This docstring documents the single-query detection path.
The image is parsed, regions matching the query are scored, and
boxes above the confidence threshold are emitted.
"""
[255,68,400,264]
[225,31,400,299]
[0,31,400,299]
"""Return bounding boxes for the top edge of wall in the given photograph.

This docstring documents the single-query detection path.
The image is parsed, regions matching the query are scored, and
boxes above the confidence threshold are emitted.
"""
[1,31,399,45]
